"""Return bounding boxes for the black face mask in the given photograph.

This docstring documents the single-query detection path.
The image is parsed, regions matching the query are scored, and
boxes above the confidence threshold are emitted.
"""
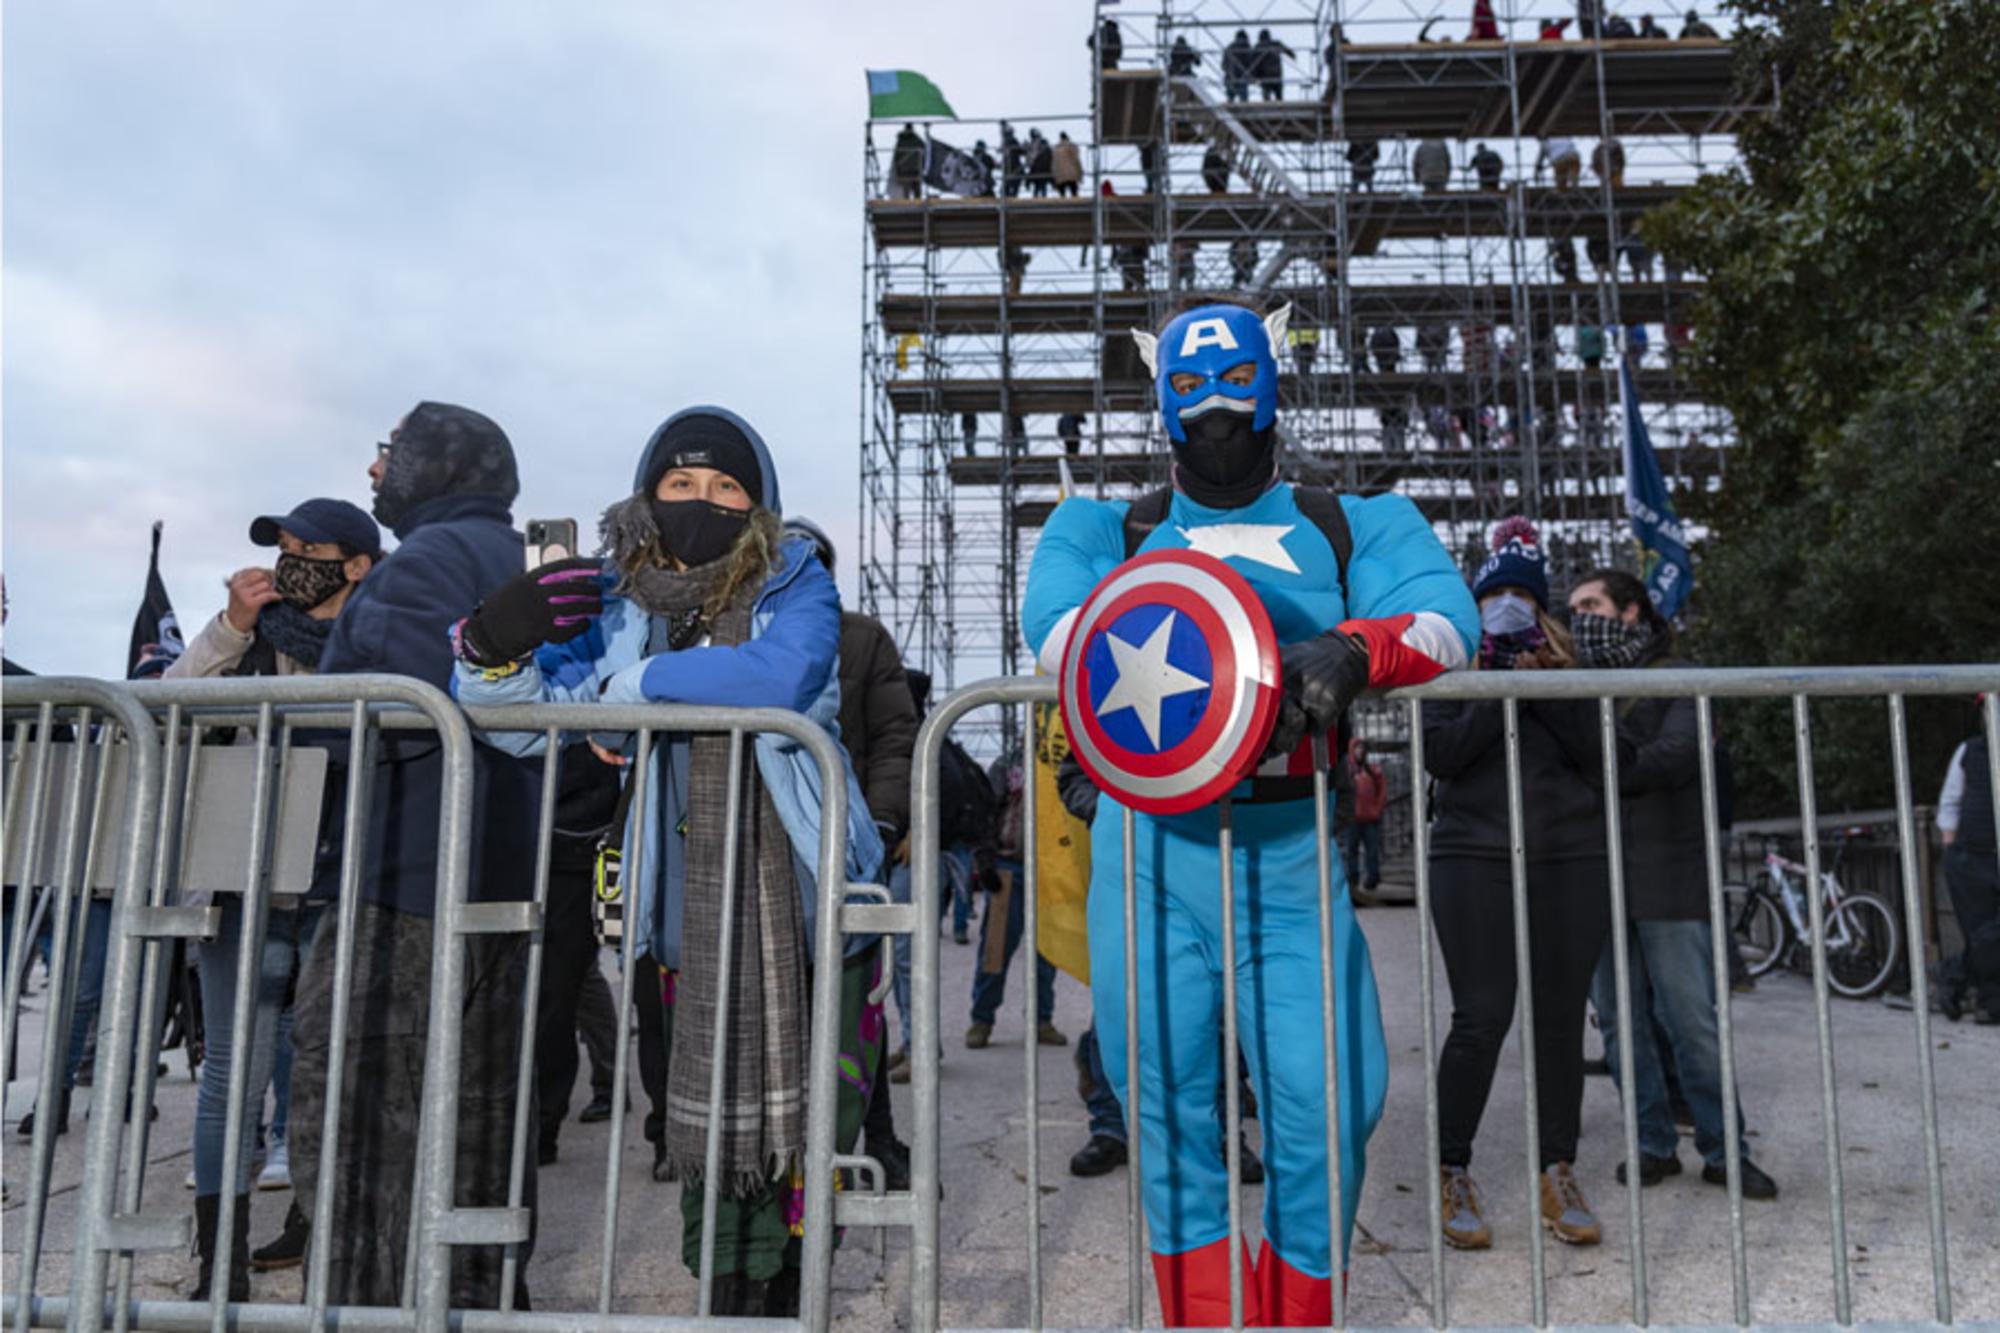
[273,553,351,612]
[1171,412,1276,509]
[650,498,750,568]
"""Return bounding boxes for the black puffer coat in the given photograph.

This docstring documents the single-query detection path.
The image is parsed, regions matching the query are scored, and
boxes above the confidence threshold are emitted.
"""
[837,611,918,838]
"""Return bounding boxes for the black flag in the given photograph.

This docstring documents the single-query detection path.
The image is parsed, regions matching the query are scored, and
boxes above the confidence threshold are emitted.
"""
[922,137,989,197]
[127,521,185,679]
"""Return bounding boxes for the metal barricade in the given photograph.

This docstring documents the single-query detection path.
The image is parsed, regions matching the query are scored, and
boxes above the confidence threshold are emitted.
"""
[890,665,2000,1333]
[2,676,882,1333]
[4,678,165,1333]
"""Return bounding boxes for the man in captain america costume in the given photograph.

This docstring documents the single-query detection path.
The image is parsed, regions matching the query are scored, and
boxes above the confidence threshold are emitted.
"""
[1022,302,1478,1325]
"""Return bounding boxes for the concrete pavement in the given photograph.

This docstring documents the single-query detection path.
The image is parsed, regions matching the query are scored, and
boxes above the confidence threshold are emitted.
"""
[6,897,1996,1327]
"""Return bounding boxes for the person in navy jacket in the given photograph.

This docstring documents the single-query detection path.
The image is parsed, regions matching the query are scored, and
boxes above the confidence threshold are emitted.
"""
[286,402,540,1309]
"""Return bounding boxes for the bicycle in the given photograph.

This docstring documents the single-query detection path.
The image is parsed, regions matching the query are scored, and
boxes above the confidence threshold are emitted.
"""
[1722,827,1902,999]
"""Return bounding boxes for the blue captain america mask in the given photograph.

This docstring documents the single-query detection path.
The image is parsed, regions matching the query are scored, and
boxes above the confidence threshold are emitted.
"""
[1133,302,1290,444]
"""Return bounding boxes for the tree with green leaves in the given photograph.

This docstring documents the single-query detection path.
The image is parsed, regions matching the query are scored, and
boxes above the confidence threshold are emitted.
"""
[1644,0,2000,815]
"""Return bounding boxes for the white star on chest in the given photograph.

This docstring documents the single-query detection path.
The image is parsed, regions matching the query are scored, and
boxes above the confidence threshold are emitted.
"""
[1096,612,1208,751]
[1176,523,1301,574]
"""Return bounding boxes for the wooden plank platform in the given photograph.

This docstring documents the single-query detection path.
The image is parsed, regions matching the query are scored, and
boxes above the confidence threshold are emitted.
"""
[879,280,1701,336]
[884,364,1691,415]
[867,184,1687,251]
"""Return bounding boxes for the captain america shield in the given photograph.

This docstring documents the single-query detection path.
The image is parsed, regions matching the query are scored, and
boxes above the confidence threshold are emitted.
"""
[1057,548,1280,815]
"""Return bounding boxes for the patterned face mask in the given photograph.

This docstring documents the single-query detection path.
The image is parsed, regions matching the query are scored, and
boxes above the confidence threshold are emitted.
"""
[1571,611,1655,668]
[273,552,350,611]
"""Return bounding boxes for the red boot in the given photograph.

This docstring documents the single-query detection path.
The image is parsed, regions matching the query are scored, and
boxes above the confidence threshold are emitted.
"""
[1152,1238,1261,1327]
[1254,1240,1333,1327]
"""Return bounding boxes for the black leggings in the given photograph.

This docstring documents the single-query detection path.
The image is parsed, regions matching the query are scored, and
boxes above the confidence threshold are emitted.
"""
[1430,856,1609,1170]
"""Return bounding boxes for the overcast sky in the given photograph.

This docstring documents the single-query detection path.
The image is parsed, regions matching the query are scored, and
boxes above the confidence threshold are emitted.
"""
[2,0,1091,675]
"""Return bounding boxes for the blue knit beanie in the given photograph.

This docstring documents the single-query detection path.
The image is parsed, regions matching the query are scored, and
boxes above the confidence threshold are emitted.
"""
[1471,516,1550,610]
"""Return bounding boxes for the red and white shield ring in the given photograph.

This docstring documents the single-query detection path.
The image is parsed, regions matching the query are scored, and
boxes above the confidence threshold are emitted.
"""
[1057,548,1280,816]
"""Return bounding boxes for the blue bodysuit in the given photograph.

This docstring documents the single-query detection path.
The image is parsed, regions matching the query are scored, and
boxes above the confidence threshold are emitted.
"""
[1021,303,1477,1326]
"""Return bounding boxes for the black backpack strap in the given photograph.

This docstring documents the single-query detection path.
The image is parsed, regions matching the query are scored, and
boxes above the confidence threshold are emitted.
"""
[1121,487,1176,560]
[1290,484,1353,605]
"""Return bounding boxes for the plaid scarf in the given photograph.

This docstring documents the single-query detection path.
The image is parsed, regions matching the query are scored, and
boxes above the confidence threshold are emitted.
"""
[606,495,807,1188]
[1571,612,1658,670]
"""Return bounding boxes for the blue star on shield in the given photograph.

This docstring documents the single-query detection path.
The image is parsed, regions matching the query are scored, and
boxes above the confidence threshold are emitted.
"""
[1084,603,1213,754]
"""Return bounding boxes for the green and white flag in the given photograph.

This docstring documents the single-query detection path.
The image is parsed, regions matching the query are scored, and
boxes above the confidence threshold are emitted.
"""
[867,69,956,120]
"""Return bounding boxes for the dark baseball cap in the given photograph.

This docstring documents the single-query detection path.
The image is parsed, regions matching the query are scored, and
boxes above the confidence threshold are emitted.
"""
[249,499,384,561]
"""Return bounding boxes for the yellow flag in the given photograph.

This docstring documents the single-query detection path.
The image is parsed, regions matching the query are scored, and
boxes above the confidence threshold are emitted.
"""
[1032,697,1093,984]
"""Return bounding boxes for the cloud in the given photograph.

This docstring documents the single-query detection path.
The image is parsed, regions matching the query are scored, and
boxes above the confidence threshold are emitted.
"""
[2,0,1091,674]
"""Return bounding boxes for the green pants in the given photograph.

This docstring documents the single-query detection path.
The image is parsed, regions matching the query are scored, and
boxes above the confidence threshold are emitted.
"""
[666,948,883,1280]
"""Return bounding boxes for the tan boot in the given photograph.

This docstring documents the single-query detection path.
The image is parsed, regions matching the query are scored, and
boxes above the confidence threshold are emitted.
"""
[1540,1162,1602,1246]
[1440,1166,1492,1250]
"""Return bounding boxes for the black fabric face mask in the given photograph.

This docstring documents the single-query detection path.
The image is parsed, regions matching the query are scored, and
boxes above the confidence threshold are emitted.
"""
[650,498,750,569]
[273,553,351,612]
[1171,412,1276,509]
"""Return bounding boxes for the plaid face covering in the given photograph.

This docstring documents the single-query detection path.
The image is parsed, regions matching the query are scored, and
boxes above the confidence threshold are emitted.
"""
[1571,612,1657,669]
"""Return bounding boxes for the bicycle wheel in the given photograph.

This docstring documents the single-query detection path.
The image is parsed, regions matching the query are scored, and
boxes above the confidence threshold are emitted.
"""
[1722,883,1784,978]
[1823,892,1902,998]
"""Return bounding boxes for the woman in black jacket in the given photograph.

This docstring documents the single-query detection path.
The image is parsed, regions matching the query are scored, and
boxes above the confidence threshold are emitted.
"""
[1424,519,1609,1252]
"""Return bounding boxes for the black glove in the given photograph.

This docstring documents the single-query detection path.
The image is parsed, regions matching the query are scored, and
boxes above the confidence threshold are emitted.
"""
[458,557,605,667]
[1266,629,1372,755]
[1056,752,1100,823]
[1263,692,1308,760]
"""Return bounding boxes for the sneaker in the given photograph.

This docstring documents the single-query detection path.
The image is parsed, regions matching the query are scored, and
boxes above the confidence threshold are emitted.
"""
[185,1167,197,1191]
[577,1091,615,1124]
[964,1023,992,1050]
[887,1047,909,1074]
[1069,1134,1128,1177]
[1614,1152,1683,1187]
[257,1141,291,1192]
[1036,1022,1068,1047]
[1702,1159,1778,1200]
[952,928,970,946]
[1440,1166,1491,1250]
[1540,1162,1602,1246]
[651,1139,675,1183]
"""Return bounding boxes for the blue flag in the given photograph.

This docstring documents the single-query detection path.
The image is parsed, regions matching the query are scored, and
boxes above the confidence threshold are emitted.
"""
[1620,358,1693,618]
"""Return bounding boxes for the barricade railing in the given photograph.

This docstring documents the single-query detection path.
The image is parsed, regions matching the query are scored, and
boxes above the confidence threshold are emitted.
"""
[4,678,165,1333]
[897,664,2000,1333]
[2,677,883,1333]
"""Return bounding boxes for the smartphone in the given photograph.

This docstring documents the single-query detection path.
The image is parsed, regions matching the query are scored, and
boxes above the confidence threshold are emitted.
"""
[525,518,578,569]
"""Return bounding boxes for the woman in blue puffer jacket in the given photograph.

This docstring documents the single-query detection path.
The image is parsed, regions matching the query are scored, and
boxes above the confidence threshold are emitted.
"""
[451,406,883,1318]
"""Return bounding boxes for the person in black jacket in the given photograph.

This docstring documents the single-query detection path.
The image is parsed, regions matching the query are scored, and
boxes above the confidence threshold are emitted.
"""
[782,518,923,1189]
[1000,122,1025,197]
[1089,16,1123,69]
[287,402,541,1308]
[1571,569,1780,1199]
[1027,129,1054,197]
[1425,518,1608,1252]
[1222,30,1254,102]
[1252,28,1295,100]
[890,124,924,199]
[532,742,633,1168]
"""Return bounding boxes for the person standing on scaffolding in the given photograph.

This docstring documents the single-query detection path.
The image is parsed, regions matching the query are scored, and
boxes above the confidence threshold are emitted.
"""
[1022,303,1477,1325]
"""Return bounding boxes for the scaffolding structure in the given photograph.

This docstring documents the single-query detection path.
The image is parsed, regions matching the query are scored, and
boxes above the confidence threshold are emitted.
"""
[859,0,1768,695]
